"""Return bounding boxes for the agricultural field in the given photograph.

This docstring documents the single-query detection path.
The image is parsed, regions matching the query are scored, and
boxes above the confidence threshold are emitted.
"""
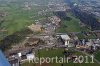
[0,0,51,40]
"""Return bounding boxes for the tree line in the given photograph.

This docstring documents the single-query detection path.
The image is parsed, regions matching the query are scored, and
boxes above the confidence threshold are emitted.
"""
[72,7,100,30]
[0,28,33,51]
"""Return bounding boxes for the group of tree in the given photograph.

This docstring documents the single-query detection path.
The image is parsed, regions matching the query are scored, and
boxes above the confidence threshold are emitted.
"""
[72,7,100,30]
[0,28,33,51]
[53,11,71,21]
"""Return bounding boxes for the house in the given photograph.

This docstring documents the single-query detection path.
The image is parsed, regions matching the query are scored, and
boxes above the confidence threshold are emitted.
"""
[21,55,27,62]
[9,59,19,66]
[9,53,35,66]
[26,54,35,62]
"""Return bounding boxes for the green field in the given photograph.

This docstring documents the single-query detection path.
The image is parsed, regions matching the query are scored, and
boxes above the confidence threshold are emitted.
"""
[21,48,99,66]
[0,6,40,32]
[55,12,96,39]
[0,0,50,40]
[95,51,100,62]
[56,13,81,33]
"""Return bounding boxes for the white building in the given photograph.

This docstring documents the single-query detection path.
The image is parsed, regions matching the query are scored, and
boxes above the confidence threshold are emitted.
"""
[26,54,35,62]
[60,35,71,47]
[18,53,22,57]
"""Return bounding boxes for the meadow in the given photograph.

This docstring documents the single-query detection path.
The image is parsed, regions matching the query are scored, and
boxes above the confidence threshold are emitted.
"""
[0,0,48,40]
[21,48,99,66]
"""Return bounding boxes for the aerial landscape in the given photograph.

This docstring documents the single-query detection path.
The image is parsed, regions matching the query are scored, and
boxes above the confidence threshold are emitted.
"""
[0,0,100,66]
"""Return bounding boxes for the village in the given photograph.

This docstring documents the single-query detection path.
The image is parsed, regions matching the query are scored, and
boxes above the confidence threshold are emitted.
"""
[4,12,100,66]
[0,0,100,66]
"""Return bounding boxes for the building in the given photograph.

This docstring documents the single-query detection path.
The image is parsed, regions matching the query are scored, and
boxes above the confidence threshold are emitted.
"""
[60,34,72,47]
[9,59,19,66]
[26,54,35,62]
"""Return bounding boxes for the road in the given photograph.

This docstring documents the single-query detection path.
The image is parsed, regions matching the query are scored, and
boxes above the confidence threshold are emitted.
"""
[73,48,100,64]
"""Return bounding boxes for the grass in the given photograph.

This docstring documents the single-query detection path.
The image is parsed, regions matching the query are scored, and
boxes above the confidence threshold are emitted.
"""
[76,32,96,39]
[21,48,100,66]
[56,12,96,39]
[56,13,81,33]
[0,1,48,40]
[36,48,64,57]
[21,62,35,66]
[95,51,100,62]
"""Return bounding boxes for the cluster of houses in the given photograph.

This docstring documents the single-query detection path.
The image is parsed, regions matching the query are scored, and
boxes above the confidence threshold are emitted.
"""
[75,38,100,52]
[76,0,100,18]
[5,47,35,66]
[3,32,100,66]
[28,16,61,34]
[48,2,67,12]
[4,32,73,66]
[23,2,32,10]
[57,33,100,53]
